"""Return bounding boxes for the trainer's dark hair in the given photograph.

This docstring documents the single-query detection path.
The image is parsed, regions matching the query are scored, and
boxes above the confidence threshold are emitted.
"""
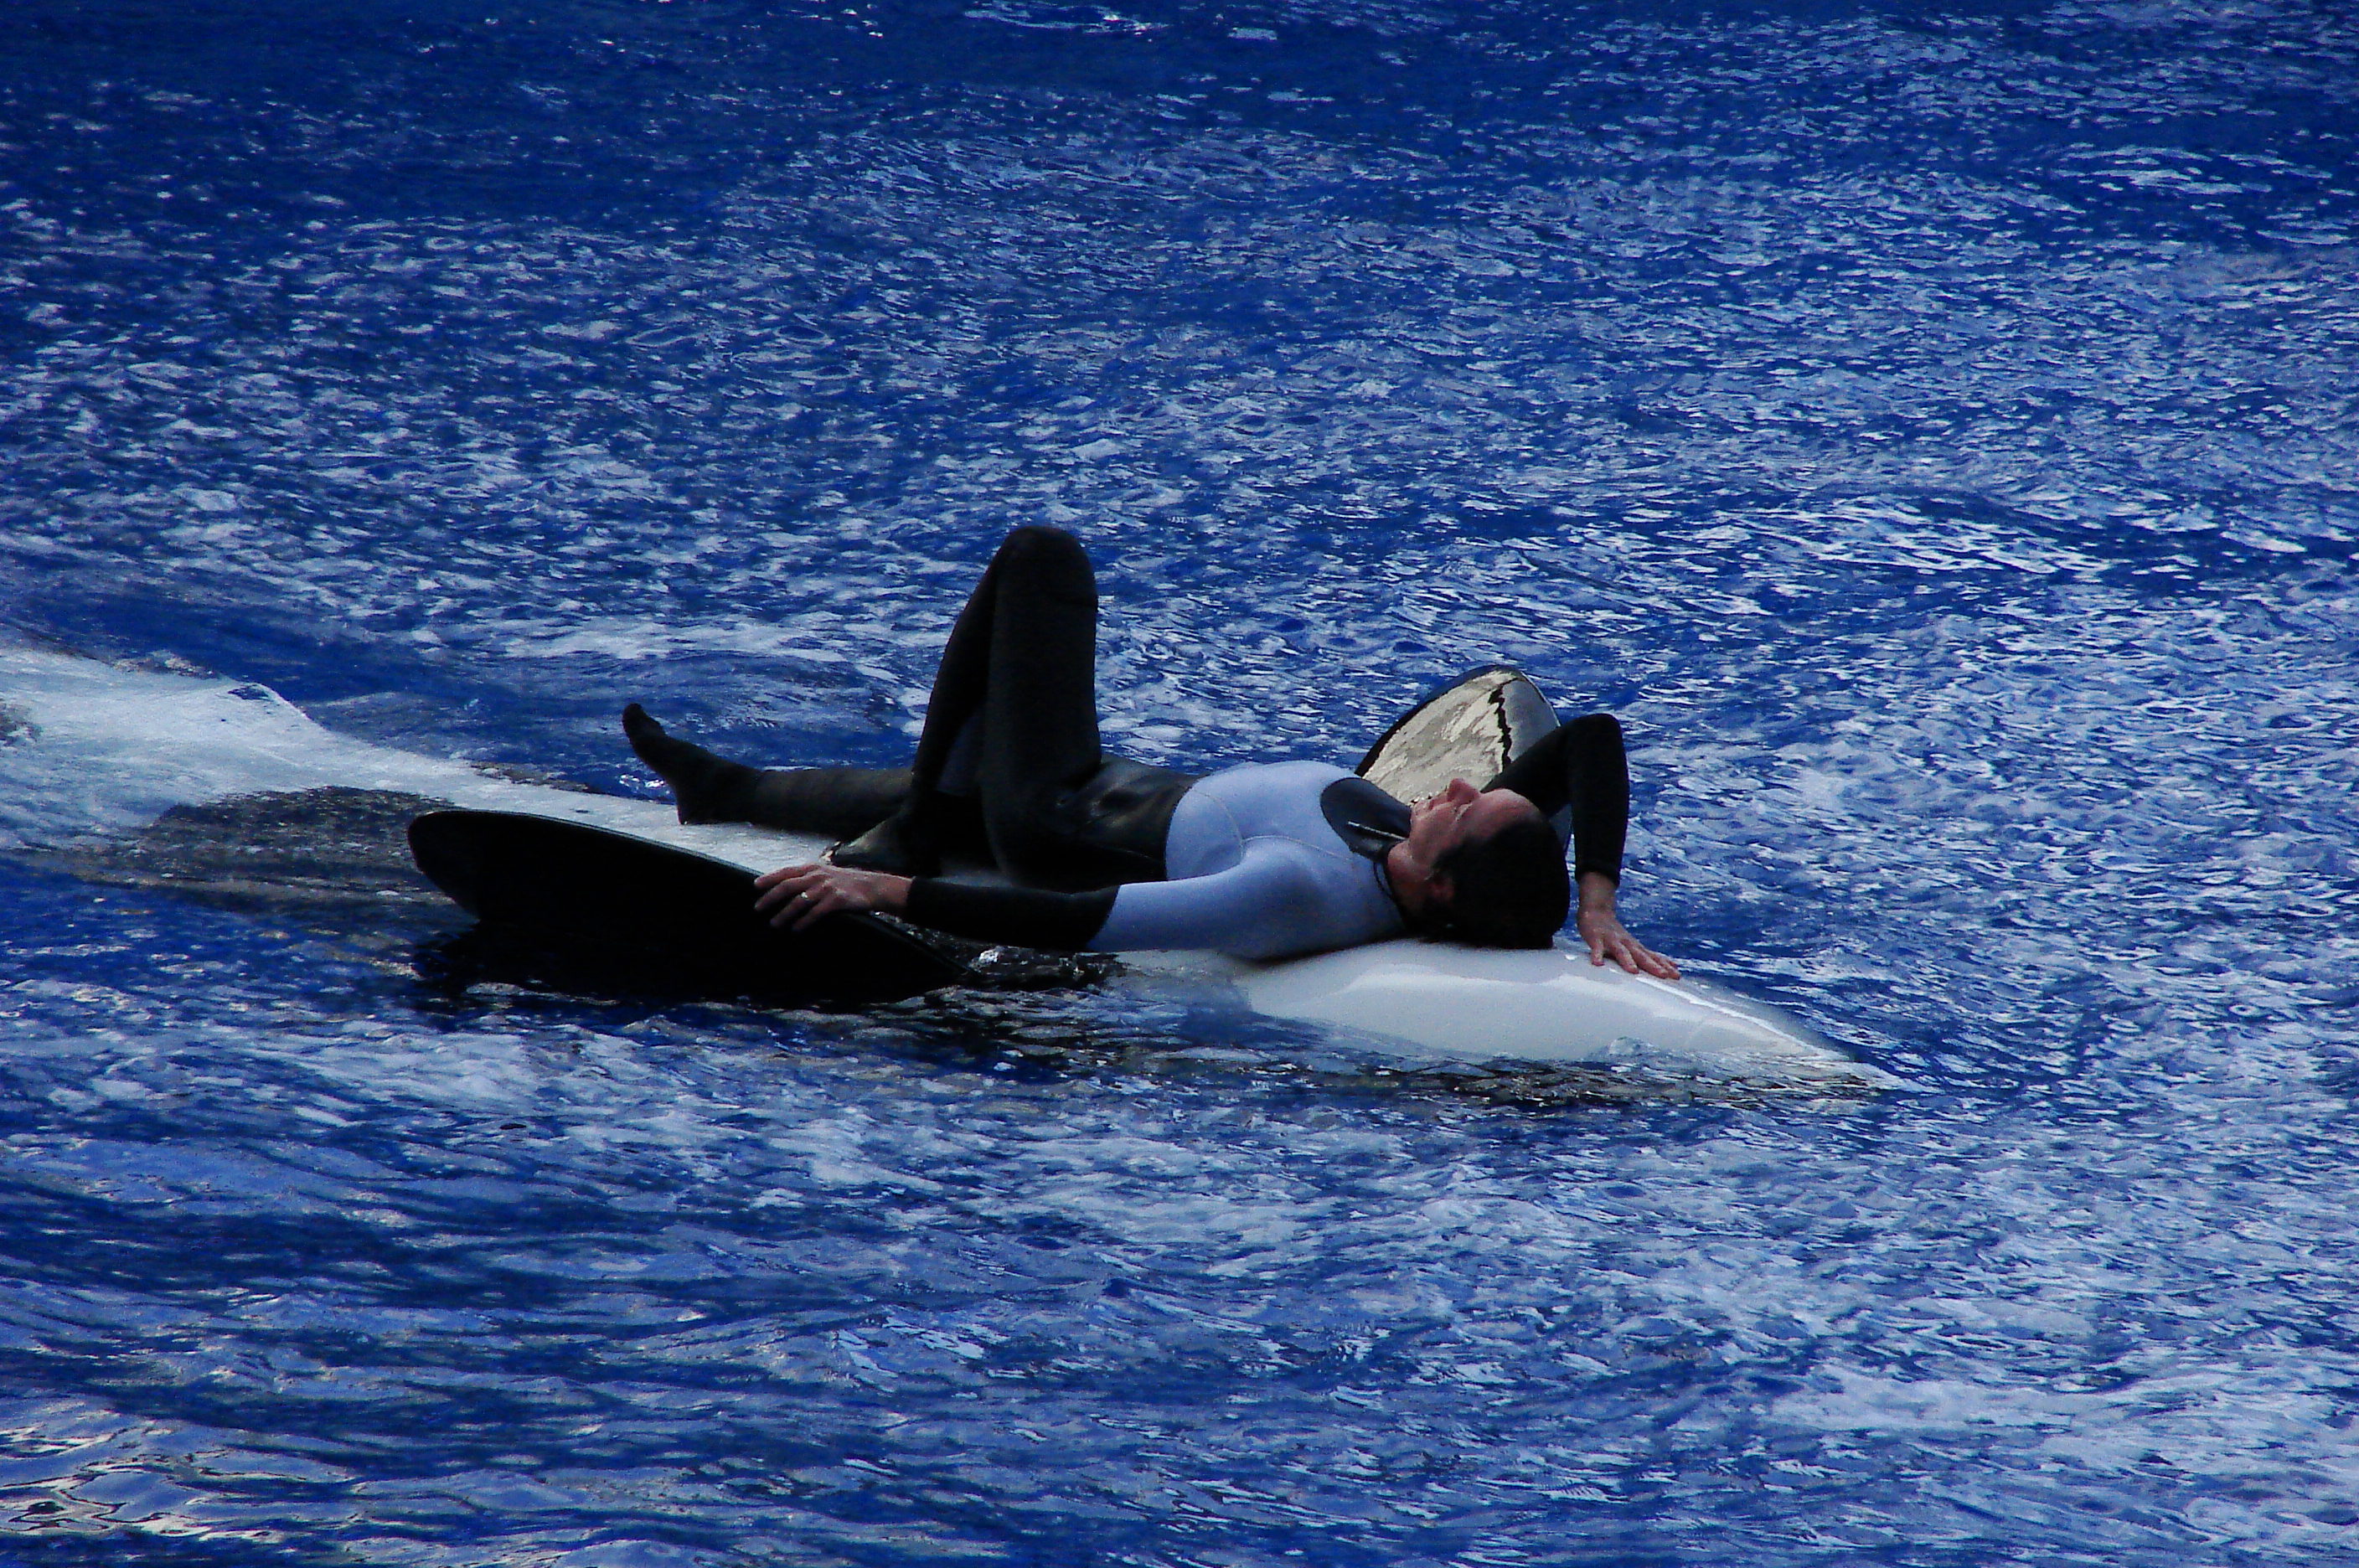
[1426,815,1571,949]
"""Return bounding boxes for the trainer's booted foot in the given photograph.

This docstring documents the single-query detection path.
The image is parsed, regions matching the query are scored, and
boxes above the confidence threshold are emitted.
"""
[829,802,942,877]
[622,704,759,825]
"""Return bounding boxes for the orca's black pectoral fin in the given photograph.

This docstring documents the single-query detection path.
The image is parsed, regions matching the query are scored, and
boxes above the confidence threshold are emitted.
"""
[405,809,968,1005]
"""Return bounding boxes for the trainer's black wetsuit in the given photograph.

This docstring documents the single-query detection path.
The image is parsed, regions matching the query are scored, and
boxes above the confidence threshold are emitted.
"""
[645,527,1630,959]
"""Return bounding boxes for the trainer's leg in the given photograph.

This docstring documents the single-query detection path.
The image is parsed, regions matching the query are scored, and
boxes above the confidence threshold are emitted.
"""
[624,704,910,834]
[835,525,1105,878]
[968,527,1108,887]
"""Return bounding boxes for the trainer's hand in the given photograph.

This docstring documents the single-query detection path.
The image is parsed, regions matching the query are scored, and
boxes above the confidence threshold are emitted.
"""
[1575,873,1680,981]
[753,863,911,931]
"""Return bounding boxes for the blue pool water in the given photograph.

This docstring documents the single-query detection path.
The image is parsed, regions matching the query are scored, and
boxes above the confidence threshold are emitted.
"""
[3,0,2356,1561]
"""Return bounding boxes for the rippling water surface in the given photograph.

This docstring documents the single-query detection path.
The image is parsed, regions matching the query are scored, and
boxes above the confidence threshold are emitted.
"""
[3,0,2356,1562]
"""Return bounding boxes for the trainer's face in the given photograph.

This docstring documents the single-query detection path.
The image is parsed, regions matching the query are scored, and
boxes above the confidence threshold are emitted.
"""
[1405,777,1541,864]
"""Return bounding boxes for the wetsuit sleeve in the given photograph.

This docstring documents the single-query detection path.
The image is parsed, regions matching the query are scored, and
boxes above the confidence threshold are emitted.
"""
[1086,843,1322,954]
[901,879,1117,952]
[1486,713,1629,885]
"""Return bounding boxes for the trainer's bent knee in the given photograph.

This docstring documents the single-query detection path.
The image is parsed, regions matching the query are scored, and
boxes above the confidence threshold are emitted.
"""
[996,524,1085,562]
[993,524,1095,600]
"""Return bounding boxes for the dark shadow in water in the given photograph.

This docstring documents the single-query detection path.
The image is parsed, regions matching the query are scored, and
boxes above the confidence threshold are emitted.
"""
[18,786,466,954]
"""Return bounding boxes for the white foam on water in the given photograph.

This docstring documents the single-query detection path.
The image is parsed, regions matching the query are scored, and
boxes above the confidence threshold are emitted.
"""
[0,645,812,868]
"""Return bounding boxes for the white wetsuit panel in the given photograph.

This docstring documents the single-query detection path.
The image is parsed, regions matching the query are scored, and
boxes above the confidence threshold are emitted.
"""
[1087,761,1406,960]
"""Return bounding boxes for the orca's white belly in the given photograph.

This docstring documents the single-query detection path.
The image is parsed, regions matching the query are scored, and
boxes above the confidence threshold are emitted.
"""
[1237,938,1897,1088]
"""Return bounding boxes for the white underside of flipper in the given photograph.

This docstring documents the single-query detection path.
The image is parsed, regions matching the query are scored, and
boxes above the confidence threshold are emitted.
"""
[1360,665,1560,803]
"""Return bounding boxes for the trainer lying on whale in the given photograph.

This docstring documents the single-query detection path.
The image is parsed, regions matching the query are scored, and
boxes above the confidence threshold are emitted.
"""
[624,525,1677,978]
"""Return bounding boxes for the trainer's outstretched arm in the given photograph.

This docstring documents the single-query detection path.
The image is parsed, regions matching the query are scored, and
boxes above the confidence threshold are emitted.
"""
[755,862,1121,950]
[1574,870,1679,980]
[1487,714,1629,885]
